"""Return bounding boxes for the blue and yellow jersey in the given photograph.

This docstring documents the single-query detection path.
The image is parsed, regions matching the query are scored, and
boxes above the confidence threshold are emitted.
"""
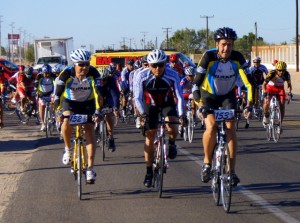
[54,66,101,110]
[195,49,253,103]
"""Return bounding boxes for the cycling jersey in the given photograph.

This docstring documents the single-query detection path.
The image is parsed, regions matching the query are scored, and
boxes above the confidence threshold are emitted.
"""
[249,64,268,86]
[98,76,120,109]
[36,76,55,96]
[134,67,184,116]
[121,67,132,91]
[194,48,253,103]
[265,70,291,86]
[54,65,101,110]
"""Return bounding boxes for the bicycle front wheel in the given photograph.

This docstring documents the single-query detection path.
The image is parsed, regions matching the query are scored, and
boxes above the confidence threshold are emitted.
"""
[220,144,232,213]
[272,108,281,143]
[187,114,194,143]
[211,145,220,206]
[100,121,107,161]
[44,106,50,138]
[153,137,165,198]
[77,140,83,200]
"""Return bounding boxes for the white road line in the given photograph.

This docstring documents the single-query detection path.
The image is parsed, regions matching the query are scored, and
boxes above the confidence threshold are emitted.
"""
[178,148,300,223]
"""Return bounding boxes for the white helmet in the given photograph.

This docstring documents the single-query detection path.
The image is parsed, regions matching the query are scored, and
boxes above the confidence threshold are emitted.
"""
[184,66,195,76]
[52,63,64,73]
[147,49,167,64]
[70,49,91,63]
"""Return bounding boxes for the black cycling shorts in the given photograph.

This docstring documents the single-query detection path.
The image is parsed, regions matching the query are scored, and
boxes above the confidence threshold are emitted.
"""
[144,104,178,130]
[62,98,96,116]
[201,89,237,110]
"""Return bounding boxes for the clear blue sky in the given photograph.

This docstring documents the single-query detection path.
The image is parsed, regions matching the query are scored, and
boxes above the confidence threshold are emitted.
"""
[0,0,297,51]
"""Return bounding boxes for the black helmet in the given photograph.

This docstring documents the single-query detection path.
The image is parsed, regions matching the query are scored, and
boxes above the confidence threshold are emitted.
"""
[214,27,237,41]
[127,59,134,66]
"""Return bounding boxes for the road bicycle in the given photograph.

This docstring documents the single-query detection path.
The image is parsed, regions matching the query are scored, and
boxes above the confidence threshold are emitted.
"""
[265,94,283,143]
[69,114,89,200]
[235,91,250,130]
[42,96,55,138]
[120,94,135,124]
[151,112,179,198]
[210,108,234,213]
[15,97,40,125]
[253,85,264,121]
[96,107,113,161]
[183,98,194,143]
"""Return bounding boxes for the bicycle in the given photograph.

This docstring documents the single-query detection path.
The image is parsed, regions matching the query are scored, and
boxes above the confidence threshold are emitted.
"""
[235,90,250,130]
[150,112,179,198]
[42,96,55,138]
[120,94,134,124]
[210,108,235,213]
[15,97,39,124]
[184,98,194,143]
[265,93,283,143]
[95,107,113,161]
[69,114,89,200]
[253,85,264,121]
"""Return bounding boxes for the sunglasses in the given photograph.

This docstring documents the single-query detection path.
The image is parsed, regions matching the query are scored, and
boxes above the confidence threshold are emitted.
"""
[75,62,90,67]
[151,63,165,68]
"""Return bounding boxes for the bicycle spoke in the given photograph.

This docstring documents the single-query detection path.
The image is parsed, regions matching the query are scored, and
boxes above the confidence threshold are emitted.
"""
[220,144,232,213]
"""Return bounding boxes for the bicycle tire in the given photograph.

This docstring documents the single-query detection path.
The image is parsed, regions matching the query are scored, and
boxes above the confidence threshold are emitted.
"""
[15,101,29,124]
[211,144,221,206]
[153,137,165,198]
[101,121,107,161]
[45,106,50,138]
[272,107,281,143]
[183,127,188,141]
[220,144,232,213]
[187,114,194,143]
[77,138,83,200]
[266,124,272,141]
[158,137,165,198]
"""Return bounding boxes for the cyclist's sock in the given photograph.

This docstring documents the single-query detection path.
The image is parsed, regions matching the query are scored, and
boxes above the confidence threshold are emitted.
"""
[146,166,153,174]
[169,139,175,146]
[65,147,71,152]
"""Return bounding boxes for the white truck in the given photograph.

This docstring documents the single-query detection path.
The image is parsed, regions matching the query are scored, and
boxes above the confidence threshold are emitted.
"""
[33,37,74,71]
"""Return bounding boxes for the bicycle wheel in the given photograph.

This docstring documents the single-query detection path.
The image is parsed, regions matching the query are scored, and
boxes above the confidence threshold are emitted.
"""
[100,121,107,161]
[272,108,281,143]
[15,101,29,124]
[220,144,232,213]
[211,145,221,206]
[187,113,194,143]
[77,139,83,200]
[153,137,165,198]
[44,106,50,138]
[183,127,188,141]
[266,123,272,141]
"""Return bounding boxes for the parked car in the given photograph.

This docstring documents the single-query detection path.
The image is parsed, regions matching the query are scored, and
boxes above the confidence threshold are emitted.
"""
[0,59,19,81]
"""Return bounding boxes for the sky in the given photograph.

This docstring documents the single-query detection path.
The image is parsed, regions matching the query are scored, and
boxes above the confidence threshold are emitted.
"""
[0,0,297,52]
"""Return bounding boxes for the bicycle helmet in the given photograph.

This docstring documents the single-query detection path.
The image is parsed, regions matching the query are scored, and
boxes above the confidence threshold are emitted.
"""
[141,55,148,63]
[126,59,134,66]
[24,66,33,78]
[18,65,25,71]
[134,60,142,69]
[147,49,167,64]
[107,63,116,74]
[275,61,287,70]
[184,66,195,76]
[42,64,52,73]
[253,56,261,62]
[169,54,178,62]
[52,63,64,73]
[214,27,237,41]
[70,49,91,63]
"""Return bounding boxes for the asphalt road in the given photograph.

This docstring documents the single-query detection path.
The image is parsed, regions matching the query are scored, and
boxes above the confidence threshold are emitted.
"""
[0,98,299,223]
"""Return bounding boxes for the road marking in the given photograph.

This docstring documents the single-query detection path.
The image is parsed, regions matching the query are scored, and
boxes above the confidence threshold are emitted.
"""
[178,148,300,223]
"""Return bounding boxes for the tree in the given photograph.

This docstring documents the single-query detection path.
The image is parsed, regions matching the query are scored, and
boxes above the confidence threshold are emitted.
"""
[25,44,35,64]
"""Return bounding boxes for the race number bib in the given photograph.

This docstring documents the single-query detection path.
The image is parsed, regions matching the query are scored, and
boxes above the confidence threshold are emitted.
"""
[214,109,235,121]
[69,114,88,125]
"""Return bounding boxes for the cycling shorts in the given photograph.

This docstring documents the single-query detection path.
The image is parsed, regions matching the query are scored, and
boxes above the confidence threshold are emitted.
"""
[144,104,178,130]
[266,85,285,103]
[201,89,237,110]
[62,98,96,116]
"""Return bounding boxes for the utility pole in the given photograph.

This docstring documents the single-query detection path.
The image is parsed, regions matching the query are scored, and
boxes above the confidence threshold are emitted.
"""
[9,22,14,61]
[296,0,299,72]
[129,38,133,50]
[140,32,148,49]
[0,16,3,57]
[255,22,258,56]
[162,27,172,50]
[200,15,214,50]
[18,27,22,63]
[122,37,127,50]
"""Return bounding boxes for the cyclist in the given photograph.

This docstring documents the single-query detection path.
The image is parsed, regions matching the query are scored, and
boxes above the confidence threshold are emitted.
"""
[262,61,292,130]
[98,68,120,152]
[134,49,185,188]
[121,59,134,118]
[35,65,55,131]
[180,66,197,124]
[54,49,102,184]
[168,53,184,79]
[0,67,6,128]
[17,65,35,113]
[249,56,268,117]
[193,27,253,186]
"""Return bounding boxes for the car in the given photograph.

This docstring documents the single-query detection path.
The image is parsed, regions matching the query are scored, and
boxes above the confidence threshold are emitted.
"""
[0,58,19,81]
[90,50,196,73]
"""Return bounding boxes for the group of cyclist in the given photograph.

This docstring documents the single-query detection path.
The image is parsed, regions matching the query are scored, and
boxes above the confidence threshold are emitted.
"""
[0,26,293,188]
